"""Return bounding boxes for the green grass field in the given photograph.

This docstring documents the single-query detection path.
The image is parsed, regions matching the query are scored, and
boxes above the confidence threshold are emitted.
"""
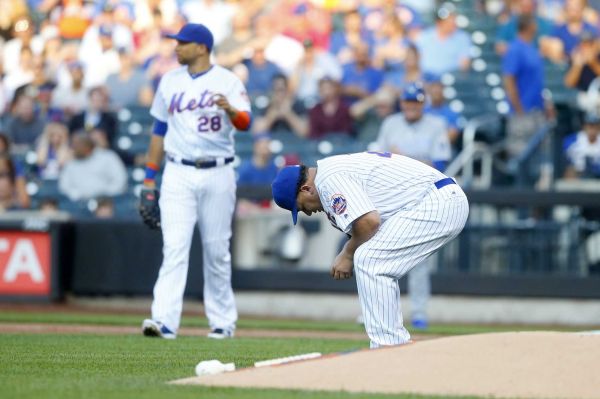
[1,310,585,399]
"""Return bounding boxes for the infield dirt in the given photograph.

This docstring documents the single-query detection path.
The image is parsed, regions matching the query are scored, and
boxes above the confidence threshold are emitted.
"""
[174,331,600,399]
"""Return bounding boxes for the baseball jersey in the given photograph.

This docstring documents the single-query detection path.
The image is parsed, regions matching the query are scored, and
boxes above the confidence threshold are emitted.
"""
[566,131,600,173]
[314,152,447,234]
[376,113,451,162]
[150,65,251,159]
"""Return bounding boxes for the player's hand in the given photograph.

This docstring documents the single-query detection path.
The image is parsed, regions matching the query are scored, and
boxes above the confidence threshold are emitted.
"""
[213,94,233,114]
[331,251,354,280]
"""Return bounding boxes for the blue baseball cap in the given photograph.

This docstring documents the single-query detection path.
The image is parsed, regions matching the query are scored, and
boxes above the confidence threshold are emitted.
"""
[271,165,302,225]
[401,81,426,102]
[166,23,214,52]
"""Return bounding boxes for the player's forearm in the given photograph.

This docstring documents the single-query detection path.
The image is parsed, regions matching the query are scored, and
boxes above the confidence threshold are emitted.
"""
[564,64,583,87]
[144,135,165,187]
[344,211,381,257]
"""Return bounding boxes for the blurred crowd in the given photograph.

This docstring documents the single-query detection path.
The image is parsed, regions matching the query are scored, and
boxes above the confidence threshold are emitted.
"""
[0,0,600,217]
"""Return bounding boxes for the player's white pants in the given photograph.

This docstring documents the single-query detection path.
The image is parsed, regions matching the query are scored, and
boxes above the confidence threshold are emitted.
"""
[353,183,469,348]
[151,161,238,333]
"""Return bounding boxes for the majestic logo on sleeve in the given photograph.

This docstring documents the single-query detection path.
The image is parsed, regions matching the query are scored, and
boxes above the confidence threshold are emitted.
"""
[331,194,347,215]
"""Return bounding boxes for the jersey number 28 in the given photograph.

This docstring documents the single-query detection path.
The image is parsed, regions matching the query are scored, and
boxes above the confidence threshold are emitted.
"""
[197,116,222,133]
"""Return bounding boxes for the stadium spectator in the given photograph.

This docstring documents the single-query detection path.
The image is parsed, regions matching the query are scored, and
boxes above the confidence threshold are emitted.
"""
[563,32,600,113]
[39,28,63,81]
[0,133,30,208]
[215,8,255,69]
[290,38,342,106]
[374,81,451,331]
[340,41,384,103]
[547,0,599,62]
[237,133,280,211]
[307,77,354,139]
[79,3,134,57]
[51,60,88,118]
[252,74,308,137]
[145,35,179,89]
[79,24,121,87]
[376,82,451,170]
[105,48,153,108]
[30,57,58,120]
[382,44,426,95]
[372,12,410,72]
[4,91,45,150]
[3,46,35,101]
[35,122,72,180]
[0,154,21,212]
[2,17,43,76]
[563,112,600,178]
[495,0,553,55]
[275,0,332,50]
[68,86,118,148]
[237,134,280,186]
[329,9,373,65]
[243,42,283,98]
[58,132,127,201]
[415,2,471,76]
[425,77,462,147]
[349,86,397,142]
[502,15,549,158]
[358,0,424,40]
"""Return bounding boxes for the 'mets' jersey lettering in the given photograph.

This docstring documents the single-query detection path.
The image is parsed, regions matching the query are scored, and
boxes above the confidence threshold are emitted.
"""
[150,65,251,160]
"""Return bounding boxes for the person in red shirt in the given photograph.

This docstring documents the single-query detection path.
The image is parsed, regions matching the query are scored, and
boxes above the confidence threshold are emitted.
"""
[307,77,354,139]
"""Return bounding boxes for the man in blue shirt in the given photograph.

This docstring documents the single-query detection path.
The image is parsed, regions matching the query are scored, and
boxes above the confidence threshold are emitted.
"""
[495,0,553,55]
[415,3,471,76]
[424,77,461,149]
[550,0,599,60]
[340,42,384,103]
[237,134,280,186]
[243,44,283,97]
[503,14,552,186]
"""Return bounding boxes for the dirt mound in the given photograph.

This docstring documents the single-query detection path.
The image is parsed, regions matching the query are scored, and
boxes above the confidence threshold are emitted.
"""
[174,331,600,399]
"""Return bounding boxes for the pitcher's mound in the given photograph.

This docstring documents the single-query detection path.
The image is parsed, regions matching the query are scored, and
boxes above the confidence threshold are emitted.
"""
[173,332,600,399]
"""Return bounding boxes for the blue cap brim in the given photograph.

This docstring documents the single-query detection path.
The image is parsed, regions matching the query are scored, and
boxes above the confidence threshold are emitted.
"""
[166,33,187,42]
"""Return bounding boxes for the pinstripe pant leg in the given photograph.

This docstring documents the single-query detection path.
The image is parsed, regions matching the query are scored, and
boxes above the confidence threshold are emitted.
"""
[151,163,198,332]
[354,243,411,348]
[196,165,238,331]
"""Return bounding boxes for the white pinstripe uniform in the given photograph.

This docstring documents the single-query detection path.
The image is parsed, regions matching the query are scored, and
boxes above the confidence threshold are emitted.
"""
[149,65,251,334]
[315,152,469,347]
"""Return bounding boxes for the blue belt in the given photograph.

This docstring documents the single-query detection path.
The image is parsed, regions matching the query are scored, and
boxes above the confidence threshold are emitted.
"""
[167,154,234,169]
[434,177,456,189]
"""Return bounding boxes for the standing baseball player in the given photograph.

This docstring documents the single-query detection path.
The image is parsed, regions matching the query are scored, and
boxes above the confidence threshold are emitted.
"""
[139,23,252,339]
[271,152,469,347]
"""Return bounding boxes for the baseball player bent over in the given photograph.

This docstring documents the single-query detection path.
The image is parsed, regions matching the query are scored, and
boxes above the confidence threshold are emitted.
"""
[271,152,469,348]
[139,24,252,339]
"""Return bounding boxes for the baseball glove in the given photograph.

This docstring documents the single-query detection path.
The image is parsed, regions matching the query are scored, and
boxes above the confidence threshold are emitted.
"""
[139,187,161,230]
